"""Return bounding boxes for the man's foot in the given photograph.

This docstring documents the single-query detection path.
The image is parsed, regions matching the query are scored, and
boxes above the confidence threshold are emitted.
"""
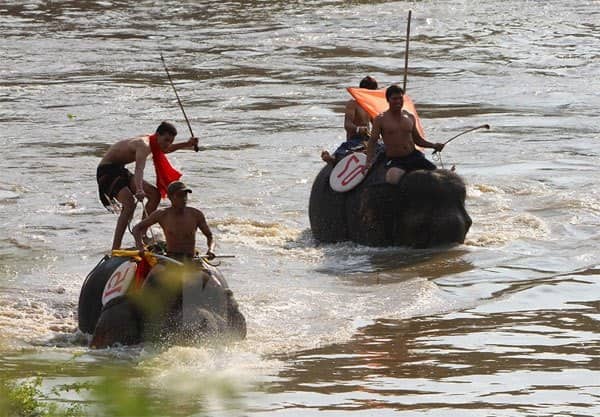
[321,150,335,164]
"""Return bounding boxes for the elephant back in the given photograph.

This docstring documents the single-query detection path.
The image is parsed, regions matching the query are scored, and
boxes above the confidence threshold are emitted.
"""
[78,255,130,334]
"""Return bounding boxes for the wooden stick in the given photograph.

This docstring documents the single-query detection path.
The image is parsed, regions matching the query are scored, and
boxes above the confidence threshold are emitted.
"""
[160,54,199,152]
[403,10,412,92]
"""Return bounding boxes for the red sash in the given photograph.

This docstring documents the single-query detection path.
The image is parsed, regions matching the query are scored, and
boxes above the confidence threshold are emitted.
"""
[149,134,182,198]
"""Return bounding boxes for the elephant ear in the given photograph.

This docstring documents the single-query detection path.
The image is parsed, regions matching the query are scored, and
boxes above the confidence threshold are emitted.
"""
[78,256,130,334]
[309,163,349,243]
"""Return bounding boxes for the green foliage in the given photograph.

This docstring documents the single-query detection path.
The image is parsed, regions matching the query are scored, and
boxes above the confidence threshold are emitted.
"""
[0,377,43,417]
[0,369,221,417]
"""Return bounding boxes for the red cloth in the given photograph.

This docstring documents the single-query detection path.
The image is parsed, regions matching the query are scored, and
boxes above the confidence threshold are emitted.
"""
[346,88,427,139]
[134,257,151,290]
[149,133,182,198]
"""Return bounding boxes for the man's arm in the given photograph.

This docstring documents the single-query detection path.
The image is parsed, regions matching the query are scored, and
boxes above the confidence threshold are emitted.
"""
[165,137,199,153]
[132,140,151,200]
[196,210,215,258]
[366,115,382,167]
[344,101,359,136]
[132,210,162,252]
[410,114,444,152]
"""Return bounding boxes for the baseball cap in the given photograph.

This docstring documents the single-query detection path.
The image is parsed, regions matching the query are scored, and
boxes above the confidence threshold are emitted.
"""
[167,181,192,195]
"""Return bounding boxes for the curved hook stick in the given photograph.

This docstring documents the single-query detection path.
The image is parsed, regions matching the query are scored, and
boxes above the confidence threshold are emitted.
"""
[160,54,199,152]
[433,124,491,154]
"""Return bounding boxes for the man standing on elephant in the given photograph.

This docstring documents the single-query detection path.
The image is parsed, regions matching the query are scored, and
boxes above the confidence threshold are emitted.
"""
[132,181,216,262]
[321,75,378,164]
[97,121,198,250]
[366,84,445,184]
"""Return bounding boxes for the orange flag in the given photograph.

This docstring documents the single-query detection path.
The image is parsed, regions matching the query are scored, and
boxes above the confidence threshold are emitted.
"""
[347,87,426,139]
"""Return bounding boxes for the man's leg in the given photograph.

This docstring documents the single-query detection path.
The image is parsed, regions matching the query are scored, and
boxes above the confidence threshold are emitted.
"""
[112,187,136,250]
[142,181,160,216]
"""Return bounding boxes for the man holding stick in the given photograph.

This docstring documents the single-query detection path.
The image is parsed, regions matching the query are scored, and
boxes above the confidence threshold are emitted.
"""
[96,121,198,250]
[366,85,444,184]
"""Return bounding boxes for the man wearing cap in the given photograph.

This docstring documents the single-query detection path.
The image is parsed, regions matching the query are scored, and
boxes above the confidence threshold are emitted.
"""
[132,181,215,261]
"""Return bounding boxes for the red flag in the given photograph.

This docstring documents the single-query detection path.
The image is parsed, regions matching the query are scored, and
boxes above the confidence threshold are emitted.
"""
[149,134,182,198]
[347,87,427,139]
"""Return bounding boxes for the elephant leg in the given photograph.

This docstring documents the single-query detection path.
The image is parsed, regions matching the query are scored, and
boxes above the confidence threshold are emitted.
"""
[90,299,142,348]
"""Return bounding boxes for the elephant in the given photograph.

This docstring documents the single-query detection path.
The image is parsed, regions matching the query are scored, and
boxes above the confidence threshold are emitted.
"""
[309,153,472,248]
[78,254,246,348]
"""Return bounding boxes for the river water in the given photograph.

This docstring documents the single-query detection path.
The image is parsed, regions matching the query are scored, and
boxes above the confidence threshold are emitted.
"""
[1,1,599,416]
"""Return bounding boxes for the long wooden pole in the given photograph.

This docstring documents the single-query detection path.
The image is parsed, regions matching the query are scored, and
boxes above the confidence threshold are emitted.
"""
[160,54,199,152]
[403,10,412,92]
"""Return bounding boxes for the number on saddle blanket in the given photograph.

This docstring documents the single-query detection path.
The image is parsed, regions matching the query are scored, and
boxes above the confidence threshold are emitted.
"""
[101,261,137,306]
[329,152,368,192]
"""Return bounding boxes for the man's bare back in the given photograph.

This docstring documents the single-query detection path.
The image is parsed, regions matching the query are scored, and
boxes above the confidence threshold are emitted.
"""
[99,135,150,166]
[344,99,371,140]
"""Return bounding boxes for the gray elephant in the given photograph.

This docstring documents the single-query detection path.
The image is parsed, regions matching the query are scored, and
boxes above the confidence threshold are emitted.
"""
[309,154,471,248]
[78,254,246,348]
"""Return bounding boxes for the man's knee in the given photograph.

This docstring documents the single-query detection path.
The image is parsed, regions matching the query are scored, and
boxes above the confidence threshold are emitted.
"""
[385,168,405,184]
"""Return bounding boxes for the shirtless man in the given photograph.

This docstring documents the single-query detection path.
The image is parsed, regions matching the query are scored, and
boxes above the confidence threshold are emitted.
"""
[321,75,378,164]
[132,181,215,261]
[366,85,444,184]
[97,121,198,250]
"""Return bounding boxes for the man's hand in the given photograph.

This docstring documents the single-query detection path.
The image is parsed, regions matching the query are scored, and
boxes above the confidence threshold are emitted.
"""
[188,137,199,149]
[205,250,216,260]
[357,126,370,137]
[432,143,445,153]
[135,190,146,202]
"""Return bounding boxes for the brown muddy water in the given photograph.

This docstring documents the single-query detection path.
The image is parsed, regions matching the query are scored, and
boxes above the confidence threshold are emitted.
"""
[1,1,599,416]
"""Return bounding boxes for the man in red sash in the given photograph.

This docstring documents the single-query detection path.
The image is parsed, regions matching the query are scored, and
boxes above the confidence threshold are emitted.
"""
[96,121,198,250]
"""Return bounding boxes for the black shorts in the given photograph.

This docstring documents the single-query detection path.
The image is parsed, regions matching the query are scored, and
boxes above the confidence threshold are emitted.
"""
[385,150,437,172]
[96,164,133,208]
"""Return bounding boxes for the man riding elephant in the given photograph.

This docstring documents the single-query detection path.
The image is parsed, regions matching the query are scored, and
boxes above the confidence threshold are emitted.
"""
[132,181,215,262]
[366,84,444,184]
[84,181,246,348]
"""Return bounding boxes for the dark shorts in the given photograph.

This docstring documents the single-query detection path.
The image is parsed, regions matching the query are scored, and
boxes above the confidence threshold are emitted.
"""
[385,150,437,172]
[332,134,368,160]
[96,163,133,208]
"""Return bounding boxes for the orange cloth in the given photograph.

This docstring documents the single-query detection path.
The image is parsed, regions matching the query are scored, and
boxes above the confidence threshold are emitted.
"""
[149,133,182,198]
[346,87,427,139]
